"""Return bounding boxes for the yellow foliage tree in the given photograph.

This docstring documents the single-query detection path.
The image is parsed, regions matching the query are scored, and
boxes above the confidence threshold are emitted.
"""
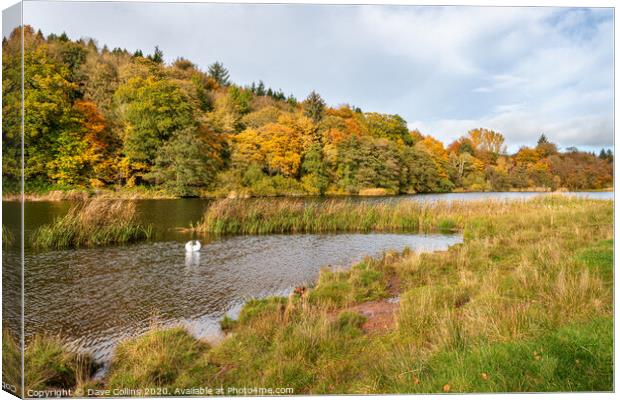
[467,128,506,154]
[420,136,449,162]
[232,115,310,178]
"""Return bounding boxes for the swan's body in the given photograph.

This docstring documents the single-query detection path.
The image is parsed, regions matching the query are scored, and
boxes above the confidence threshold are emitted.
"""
[185,240,201,252]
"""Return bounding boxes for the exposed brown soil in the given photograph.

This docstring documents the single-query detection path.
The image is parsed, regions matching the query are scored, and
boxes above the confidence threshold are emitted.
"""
[347,300,399,333]
[342,273,402,334]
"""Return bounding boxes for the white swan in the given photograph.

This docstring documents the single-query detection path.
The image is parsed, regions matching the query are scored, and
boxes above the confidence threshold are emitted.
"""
[185,240,201,252]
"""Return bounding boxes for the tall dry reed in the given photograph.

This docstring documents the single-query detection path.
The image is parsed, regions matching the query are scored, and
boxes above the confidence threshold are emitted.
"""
[31,200,153,249]
[196,196,587,235]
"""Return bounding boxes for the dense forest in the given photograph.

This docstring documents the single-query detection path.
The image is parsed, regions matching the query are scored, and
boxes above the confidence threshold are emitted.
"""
[2,26,614,197]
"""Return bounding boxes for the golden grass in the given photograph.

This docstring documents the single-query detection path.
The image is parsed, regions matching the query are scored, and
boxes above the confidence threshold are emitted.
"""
[24,334,97,393]
[195,196,558,235]
[358,188,393,196]
[31,199,153,249]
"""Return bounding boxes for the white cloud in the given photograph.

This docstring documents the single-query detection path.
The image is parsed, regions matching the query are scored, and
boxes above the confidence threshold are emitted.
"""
[358,6,613,151]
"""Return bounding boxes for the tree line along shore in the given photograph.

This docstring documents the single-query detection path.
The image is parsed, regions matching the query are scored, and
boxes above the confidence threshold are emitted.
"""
[3,196,613,395]
[2,26,613,200]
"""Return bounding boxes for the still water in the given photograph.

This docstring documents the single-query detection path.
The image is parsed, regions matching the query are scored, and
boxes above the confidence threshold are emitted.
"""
[2,191,613,362]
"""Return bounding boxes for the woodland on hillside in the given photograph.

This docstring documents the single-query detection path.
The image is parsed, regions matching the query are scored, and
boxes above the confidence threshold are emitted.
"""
[2,26,613,197]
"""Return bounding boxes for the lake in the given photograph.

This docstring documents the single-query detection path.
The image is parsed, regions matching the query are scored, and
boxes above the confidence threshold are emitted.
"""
[1,191,613,363]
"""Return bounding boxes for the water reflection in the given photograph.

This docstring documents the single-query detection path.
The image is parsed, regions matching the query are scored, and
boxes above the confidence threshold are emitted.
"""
[185,251,201,268]
[24,233,461,362]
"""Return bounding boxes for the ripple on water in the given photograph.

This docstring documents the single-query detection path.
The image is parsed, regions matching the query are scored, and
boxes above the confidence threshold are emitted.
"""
[23,232,462,362]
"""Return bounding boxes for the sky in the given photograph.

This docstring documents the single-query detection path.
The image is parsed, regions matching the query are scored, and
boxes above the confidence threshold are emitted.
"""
[11,2,616,152]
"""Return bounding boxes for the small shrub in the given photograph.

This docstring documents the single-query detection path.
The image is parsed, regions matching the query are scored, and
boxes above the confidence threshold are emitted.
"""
[358,188,391,196]
[575,239,613,285]
[349,263,387,302]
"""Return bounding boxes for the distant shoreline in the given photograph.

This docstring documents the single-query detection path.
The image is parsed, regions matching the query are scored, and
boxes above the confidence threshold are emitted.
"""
[2,187,613,202]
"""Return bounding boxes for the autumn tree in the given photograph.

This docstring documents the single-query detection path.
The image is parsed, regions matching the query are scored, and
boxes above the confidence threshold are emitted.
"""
[21,27,82,186]
[227,86,253,115]
[73,99,118,186]
[115,76,195,183]
[536,134,558,157]
[2,26,23,185]
[333,136,402,193]
[6,25,613,196]
[467,128,506,155]
[364,113,412,145]
[402,146,453,193]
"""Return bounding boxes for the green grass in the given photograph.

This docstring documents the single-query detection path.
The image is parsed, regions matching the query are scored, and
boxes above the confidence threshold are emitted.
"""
[24,334,97,393]
[335,311,367,336]
[392,317,612,393]
[307,259,390,307]
[105,327,215,391]
[30,199,153,249]
[24,197,614,394]
[575,239,613,285]
[119,197,612,394]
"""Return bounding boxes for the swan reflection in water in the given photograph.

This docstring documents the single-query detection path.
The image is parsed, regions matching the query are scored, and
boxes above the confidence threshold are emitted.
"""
[185,251,201,268]
[185,240,201,267]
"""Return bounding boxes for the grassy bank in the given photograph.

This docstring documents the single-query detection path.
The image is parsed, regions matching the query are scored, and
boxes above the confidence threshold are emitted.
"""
[2,330,98,396]
[31,200,153,249]
[127,197,613,393]
[25,335,97,394]
[196,196,593,235]
[24,197,613,393]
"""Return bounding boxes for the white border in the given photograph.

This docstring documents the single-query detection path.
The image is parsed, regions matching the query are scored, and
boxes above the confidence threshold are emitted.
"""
[0,1,616,400]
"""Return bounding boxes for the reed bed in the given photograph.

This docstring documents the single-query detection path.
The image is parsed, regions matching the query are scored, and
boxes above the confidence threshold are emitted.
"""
[31,200,153,249]
[196,195,591,235]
